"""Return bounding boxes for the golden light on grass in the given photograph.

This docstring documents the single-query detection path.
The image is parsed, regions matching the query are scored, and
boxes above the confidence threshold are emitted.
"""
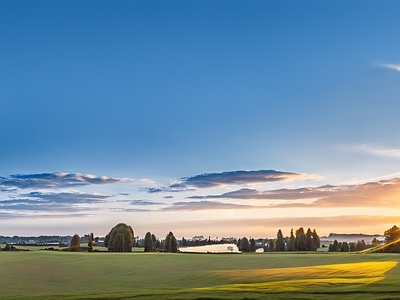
[195,261,398,292]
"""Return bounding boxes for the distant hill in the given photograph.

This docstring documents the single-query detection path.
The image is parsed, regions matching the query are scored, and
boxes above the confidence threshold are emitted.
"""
[321,233,383,244]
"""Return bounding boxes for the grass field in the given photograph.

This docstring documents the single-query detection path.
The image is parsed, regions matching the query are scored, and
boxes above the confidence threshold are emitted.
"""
[1,250,400,299]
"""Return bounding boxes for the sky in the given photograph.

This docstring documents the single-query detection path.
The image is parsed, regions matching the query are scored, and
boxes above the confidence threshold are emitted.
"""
[1,0,400,239]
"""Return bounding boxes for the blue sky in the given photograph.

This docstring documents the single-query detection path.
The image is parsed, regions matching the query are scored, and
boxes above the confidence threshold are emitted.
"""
[1,1,400,239]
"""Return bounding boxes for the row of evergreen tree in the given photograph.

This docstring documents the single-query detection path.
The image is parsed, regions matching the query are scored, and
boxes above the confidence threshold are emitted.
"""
[327,239,370,252]
[237,227,321,252]
[143,231,178,252]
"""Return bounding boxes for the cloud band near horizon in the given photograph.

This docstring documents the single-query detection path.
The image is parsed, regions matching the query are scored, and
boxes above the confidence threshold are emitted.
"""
[143,169,320,193]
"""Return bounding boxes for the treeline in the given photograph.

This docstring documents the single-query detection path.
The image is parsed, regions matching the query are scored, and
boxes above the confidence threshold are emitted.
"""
[237,227,321,252]
[143,231,178,252]
[327,239,370,252]
[6,223,398,254]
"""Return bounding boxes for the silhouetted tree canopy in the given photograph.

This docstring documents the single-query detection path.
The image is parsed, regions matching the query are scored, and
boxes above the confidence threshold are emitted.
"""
[144,232,153,252]
[312,229,320,250]
[164,231,178,252]
[328,239,339,252]
[276,229,285,251]
[239,237,250,252]
[296,227,307,251]
[250,238,256,252]
[286,229,296,251]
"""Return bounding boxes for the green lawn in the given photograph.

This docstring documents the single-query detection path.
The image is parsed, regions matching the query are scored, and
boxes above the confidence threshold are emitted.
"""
[1,251,399,299]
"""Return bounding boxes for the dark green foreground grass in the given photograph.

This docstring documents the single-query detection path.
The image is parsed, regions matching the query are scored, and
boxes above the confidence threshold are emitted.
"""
[1,250,400,299]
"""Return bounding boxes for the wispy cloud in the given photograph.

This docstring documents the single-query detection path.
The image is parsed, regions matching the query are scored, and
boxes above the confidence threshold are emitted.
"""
[339,143,400,160]
[0,172,122,190]
[0,199,98,212]
[129,200,164,206]
[0,191,111,213]
[353,144,400,159]
[144,170,321,193]
[110,208,153,213]
[162,200,253,211]
[188,177,400,208]
[23,191,110,203]
[380,63,400,72]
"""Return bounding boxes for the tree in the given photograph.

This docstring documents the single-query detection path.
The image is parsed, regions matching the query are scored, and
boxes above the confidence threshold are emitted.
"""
[286,229,296,251]
[355,240,366,251]
[295,227,307,251]
[275,229,285,251]
[371,237,379,247]
[106,223,135,252]
[151,234,157,251]
[181,237,187,247]
[380,225,400,252]
[155,238,161,250]
[87,237,93,251]
[384,225,400,243]
[349,242,356,252]
[340,241,349,252]
[268,239,276,252]
[144,232,153,252]
[164,231,178,252]
[70,234,80,251]
[329,240,339,252]
[312,229,320,250]
[306,228,313,251]
[240,237,250,252]
[250,238,256,252]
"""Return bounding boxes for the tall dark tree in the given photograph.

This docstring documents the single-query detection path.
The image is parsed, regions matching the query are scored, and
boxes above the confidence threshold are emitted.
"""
[306,228,313,251]
[371,237,379,247]
[312,229,320,250]
[106,223,135,252]
[355,240,366,251]
[275,229,285,251]
[151,234,157,251]
[237,238,242,250]
[349,242,356,252]
[286,229,296,251]
[328,239,339,252]
[70,234,80,251]
[240,237,250,252]
[250,238,256,252]
[268,239,276,252]
[164,231,178,252]
[181,237,188,247]
[340,241,349,252]
[295,227,307,251]
[144,232,153,252]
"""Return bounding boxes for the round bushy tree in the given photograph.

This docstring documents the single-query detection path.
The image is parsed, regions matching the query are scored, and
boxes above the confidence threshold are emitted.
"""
[106,223,135,252]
